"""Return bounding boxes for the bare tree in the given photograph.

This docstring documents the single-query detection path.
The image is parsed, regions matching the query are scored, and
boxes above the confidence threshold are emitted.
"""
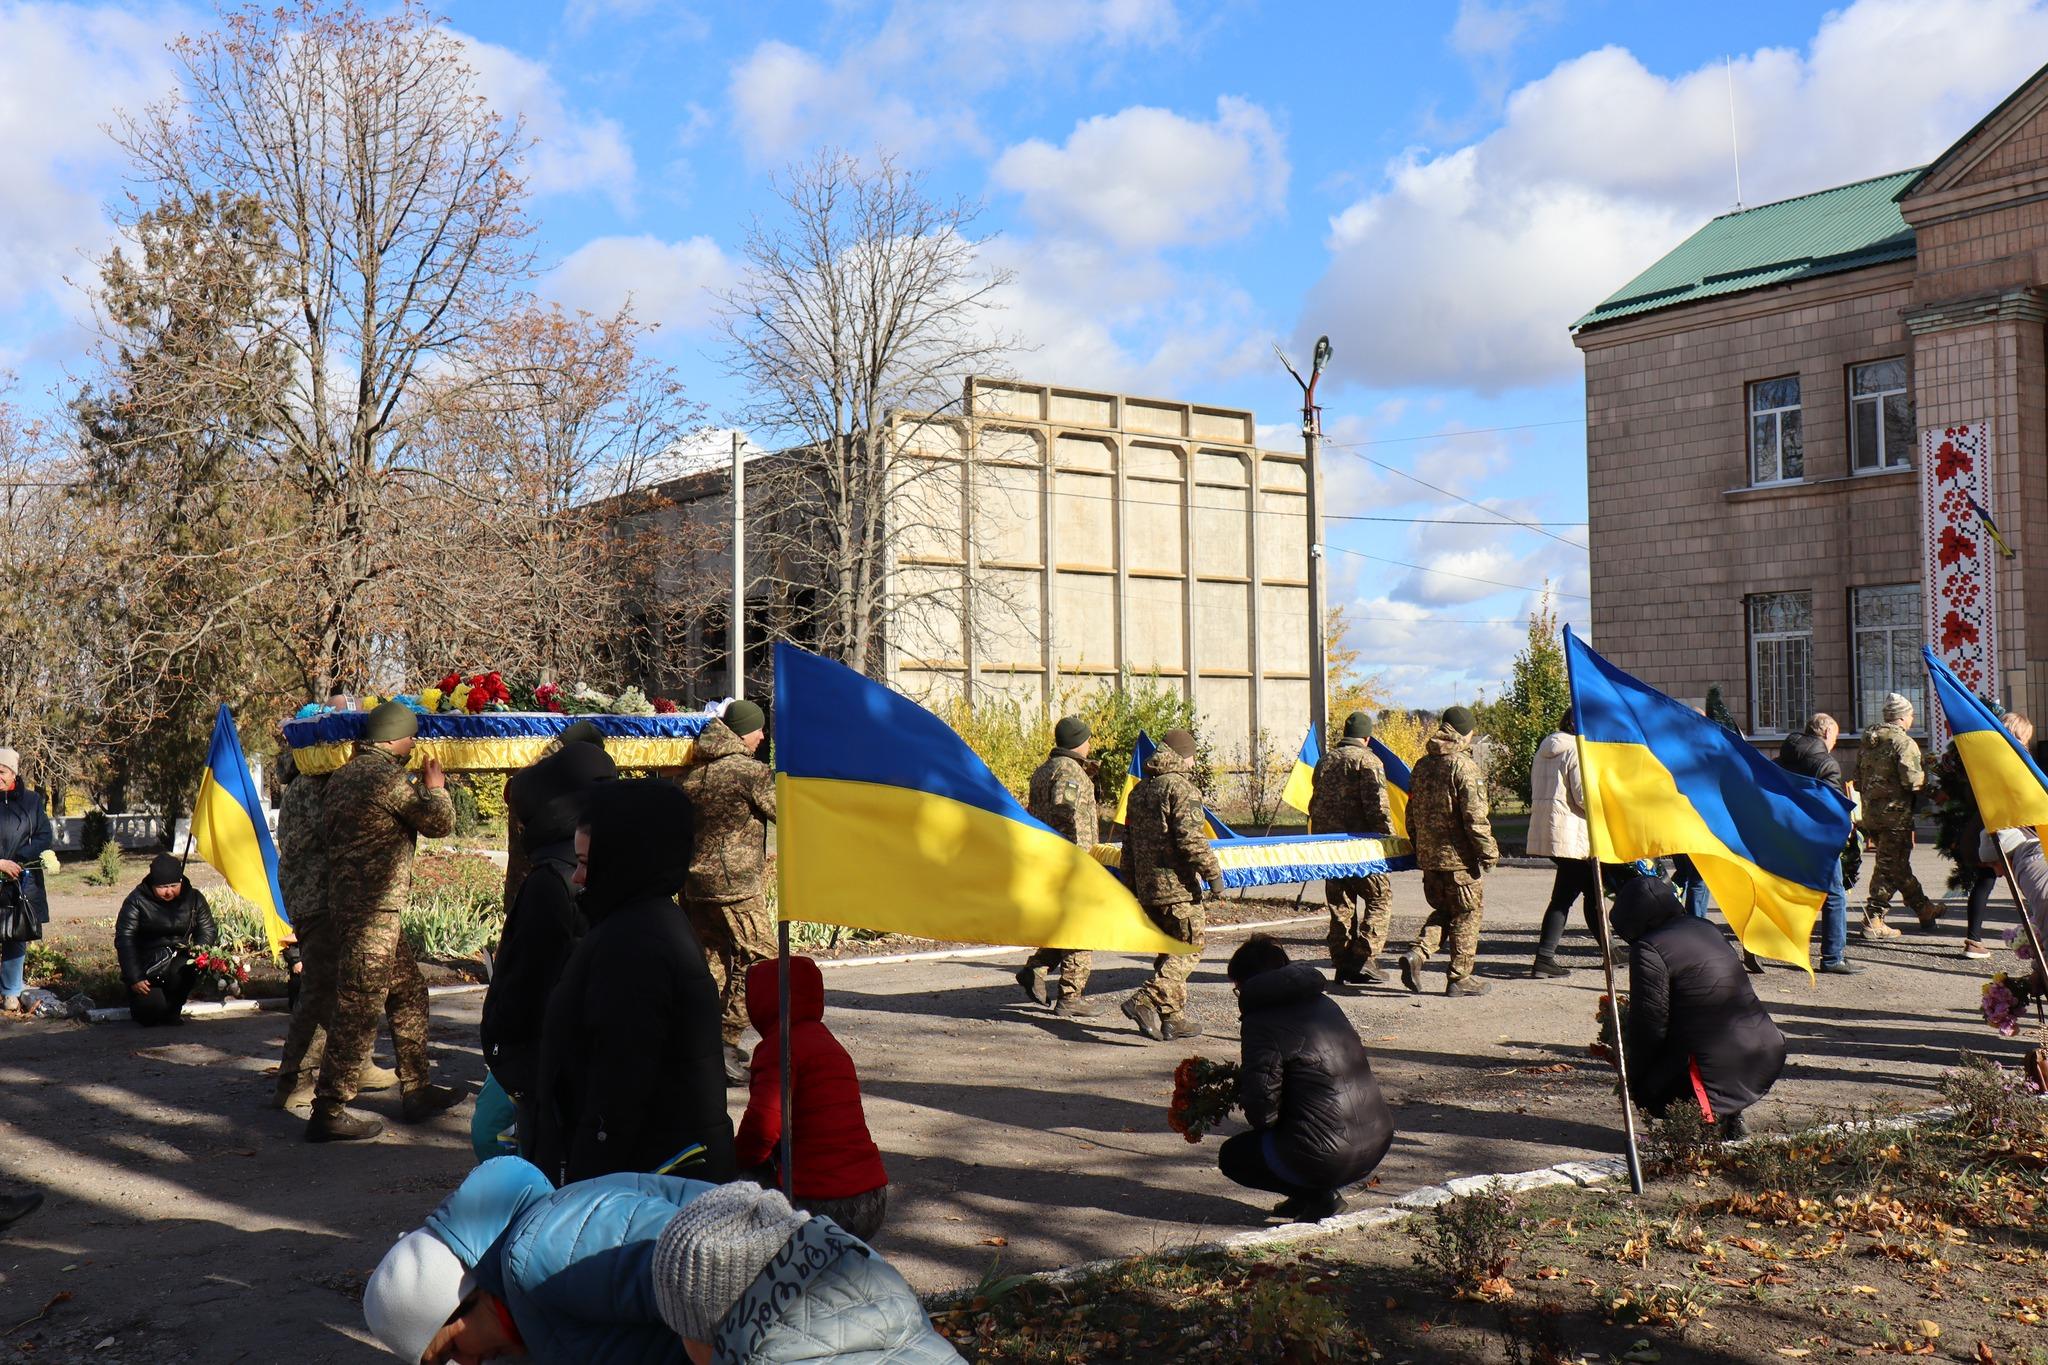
[106,0,535,692]
[719,150,1015,676]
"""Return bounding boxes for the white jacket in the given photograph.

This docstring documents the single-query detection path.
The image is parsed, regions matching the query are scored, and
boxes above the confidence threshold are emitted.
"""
[1525,731,1590,860]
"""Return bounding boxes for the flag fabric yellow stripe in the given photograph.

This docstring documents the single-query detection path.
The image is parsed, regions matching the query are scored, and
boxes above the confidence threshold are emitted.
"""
[1281,726,1318,815]
[1922,645,2048,831]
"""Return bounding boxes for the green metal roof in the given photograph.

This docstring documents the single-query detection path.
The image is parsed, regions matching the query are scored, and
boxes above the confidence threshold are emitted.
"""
[1572,169,1922,331]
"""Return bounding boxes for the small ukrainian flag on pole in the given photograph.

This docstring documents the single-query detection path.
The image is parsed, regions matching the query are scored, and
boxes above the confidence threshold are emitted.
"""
[1281,725,1319,815]
[191,705,292,960]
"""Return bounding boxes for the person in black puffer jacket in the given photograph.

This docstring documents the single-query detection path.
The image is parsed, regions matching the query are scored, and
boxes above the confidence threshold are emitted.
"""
[1775,713,1859,974]
[1611,878,1786,1137]
[530,778,735,1187]
[482,743,616,1156]
[1220,935,1395,1222]
[114,855,219,1027]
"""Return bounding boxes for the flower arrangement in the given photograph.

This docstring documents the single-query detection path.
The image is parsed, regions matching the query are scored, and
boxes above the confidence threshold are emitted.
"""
[189,946,250,999]
[1981,971,2043,1038]
[1587,992,1629,1068]
[1167,1055,1241,1143]
[334,671,691,718]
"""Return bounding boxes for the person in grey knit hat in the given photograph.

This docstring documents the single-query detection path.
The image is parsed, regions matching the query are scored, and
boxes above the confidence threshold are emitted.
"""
[653,1182,961,1362]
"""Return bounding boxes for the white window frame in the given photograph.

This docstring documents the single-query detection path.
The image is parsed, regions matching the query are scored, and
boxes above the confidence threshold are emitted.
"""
[1748,376,1804,487]
[1849,359,1912,474]
[1747,591,1812,738]
[1852,584,1925,732]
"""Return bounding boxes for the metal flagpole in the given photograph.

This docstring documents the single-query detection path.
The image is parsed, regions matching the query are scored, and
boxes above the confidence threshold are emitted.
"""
[1590,856,1646,1195]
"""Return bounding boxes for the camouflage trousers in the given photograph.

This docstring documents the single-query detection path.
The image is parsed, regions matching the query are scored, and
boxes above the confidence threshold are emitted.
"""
[1862,828,1931,916]
[312,913,431,1109]
[1023,947,1094,999]
[276,913,338,1089]
[1132,904,1205,1019]
[1326,874,1392,973]
[1411,871,1485,982]
[687,895,776,1044]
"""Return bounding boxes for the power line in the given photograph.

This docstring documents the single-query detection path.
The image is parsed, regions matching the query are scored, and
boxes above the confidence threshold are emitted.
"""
[1318,416,1587,449]
[1328,545,1588,600]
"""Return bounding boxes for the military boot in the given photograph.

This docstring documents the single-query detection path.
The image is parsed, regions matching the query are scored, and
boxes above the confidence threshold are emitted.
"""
[1399,949,1426,994]
[358,1063,401,1092]
[398,1084,466,1124]
[1860,913,1902,941]
[1016,965,1051,1007]
[1337,961,1387,986]
[271,1074,315,1110]
[1051,994,1102,1019]
[1445,974,1491,998]
[305,1105,384,1143]
[1121,994,1165,1041]
[1161,1013,1203,1041]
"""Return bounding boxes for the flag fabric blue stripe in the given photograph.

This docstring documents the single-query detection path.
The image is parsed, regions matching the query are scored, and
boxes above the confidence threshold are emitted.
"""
[773,647,1049,832]
[1566,628,1849,892]
[1925,645,2048,753]
[1367,737,1413,791]
[1297,728,1320,767]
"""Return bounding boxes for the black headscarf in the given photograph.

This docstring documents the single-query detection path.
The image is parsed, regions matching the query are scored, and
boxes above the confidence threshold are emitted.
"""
[1610,875,1684,944]
[518,744,619,849]
[576,778,692,920]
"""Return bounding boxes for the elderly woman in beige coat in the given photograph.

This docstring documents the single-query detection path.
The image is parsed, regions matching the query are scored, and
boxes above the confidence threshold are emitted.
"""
[1526,713,1602,978]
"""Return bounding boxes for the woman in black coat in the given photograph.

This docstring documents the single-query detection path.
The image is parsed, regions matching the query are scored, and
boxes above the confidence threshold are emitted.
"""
[1220,935,1395,1222]
[530,778,736,1187]
[481,743,616,1153]
[114,855,219,1026]
[1611,877,1787,1137]
[0,749,54,1014]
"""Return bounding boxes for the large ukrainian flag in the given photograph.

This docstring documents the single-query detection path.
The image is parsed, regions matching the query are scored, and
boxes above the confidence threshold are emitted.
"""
[1923,645,2048,831]
[1566,628,1853,972]
[773,645,1192,954]
[191,705,291,958]
[1367,736,1413,840]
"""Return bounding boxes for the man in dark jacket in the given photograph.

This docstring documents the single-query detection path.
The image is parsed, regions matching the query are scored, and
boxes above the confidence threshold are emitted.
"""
[1611,878,1786,1138]
[1016,716,1101,1015]
[1220,935,1394,1222]
[482,743,617,1155]
[532,778,736,1187]
[114,855,218,1027]
[1119,729,1224,1042]
[678,701,776,1085]
[1776,712,1858,975]
[1308,712,1395,984]
[1399,707,1499,998]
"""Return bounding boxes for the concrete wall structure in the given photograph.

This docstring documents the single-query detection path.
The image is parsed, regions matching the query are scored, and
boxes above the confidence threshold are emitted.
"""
[1574,65,2048,743]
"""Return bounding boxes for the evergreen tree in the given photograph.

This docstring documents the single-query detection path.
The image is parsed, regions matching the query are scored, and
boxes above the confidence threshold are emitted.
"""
[1480,593,1570,808]
[1704,684,1739,732]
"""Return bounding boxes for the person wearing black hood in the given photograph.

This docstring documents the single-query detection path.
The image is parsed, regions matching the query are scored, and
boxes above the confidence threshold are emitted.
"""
[502,718,606,912]
[114,856,219,1026]
[1219,935,1394,1222]
[1610,877,1786,1138]
[481,742,617,1156]
[530,778,736,1186]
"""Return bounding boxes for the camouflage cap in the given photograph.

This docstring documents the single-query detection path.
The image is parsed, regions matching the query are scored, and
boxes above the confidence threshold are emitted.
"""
[362,701,419,743]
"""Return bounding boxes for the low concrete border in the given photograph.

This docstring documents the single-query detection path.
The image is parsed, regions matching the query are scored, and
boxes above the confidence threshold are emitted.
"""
[82,981,484,1025]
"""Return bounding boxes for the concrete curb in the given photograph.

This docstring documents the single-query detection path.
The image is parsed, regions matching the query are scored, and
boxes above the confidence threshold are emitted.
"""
[82,981,484,1025]
[818,914,1326,971]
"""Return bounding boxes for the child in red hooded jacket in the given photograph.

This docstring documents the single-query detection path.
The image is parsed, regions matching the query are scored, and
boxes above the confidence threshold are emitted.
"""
[734,954,889,1241]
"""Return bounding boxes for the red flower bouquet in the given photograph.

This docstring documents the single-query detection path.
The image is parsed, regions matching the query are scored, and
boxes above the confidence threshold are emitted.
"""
[1167,1055,1241,1143]
[188,946,251,999]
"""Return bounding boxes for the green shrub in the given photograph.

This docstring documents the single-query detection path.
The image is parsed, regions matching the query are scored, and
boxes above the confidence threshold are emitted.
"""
[1076,672,1212,810]
[1939,1054,2048,1137]
[401,902,498,959]
[1414,1180,1524,1291]
[81,810,112,857]
[85,840,125,887]
[468,772,508,826]
[1643,1101,1722,1176]
[207,891,269,954]
[410,852,502,911]
[22,941,74,983]
[449,782,482,837]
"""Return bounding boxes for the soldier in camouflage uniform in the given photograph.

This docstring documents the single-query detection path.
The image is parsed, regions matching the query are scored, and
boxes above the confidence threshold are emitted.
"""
[1398,707,1499,998]
[1119,729,1223,1041]
[1308,711,1395,985]
[1017,717,1103,1016]
[306,703,464,1142]
[678,700,776,1085]
[1856,692,1931,938]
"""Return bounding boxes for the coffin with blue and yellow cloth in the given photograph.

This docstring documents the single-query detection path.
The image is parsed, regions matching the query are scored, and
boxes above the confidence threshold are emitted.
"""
[281,710,714,775]
[1091,832,1414,889]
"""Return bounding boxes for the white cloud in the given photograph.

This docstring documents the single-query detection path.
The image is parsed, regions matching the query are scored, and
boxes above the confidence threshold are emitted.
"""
[1305,0,2048,394]
[546,234,733,332]
[727,0,1184,162]
[1334,595,1525,705]
[0,4,183,317]
[457,33,636,211]
[992,97,1288,249]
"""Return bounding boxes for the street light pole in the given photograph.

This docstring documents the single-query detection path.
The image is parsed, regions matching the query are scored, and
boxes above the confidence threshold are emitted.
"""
[1281,338,1333,747]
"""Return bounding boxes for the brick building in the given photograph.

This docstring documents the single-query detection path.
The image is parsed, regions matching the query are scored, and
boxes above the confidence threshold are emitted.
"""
[1572,63,2048,744]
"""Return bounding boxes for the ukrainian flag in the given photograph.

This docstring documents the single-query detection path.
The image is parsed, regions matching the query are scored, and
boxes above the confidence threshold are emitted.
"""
[773,646,1192,954]
[1281,726,1318,815]
[1923,646,2048,831]
[191,705,291,959]
[1566,628,1853,973]
[1367,736,1413,840]
[1115,730,1234,836]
